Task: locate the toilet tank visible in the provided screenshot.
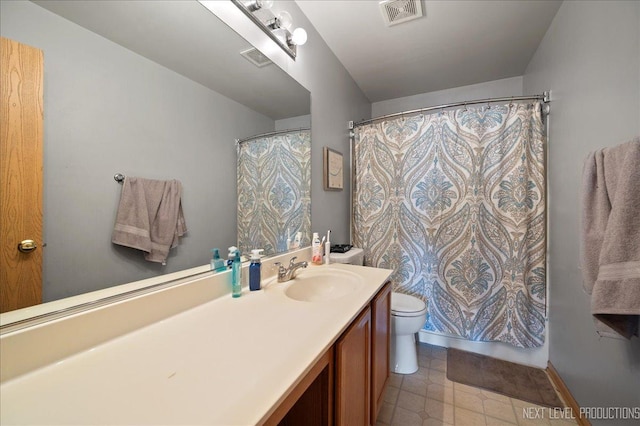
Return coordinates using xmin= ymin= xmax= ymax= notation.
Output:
xmin=329 ymin=248 xmax=364 ymax=266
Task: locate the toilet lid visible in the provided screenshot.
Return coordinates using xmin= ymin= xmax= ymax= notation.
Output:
xmin=391 ymin=292 xmax=426 ymax=314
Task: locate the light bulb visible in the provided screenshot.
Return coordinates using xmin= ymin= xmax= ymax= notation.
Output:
xmin=248 ymin=0 xmax=273 ymax=11
xmin=290 ymin=28 xmax=307 ymax=46
xmin=276 ymin=11 xmax=293 ymax=30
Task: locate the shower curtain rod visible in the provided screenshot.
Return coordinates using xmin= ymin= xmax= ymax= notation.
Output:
xmin=235 ymin=127 xmax=310 ymax=145
xmin=353 ymin=92 xmax=550 ymax=128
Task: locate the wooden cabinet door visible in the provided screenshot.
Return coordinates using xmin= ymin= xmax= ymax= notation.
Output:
xmin=371 ymin=282 xmax=391 ymax=422
xmin=335 ymin=306 xmax=371 ymax=426
xmin=1 ymin=37 xmax=44 ymax=313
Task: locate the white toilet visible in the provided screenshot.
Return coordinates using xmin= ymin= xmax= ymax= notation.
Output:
xmin=391 ymin=292 xmax=428 ymax=374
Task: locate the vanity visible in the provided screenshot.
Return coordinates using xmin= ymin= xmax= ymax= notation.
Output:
xmin=0 ymin=249 xmax=392 ymax=425
xmin=1 ymin=3 xmax=392 ymax=423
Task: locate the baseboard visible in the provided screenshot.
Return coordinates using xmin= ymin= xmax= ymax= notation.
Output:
xmin=546 ymin=361 xmax=591 ymax=426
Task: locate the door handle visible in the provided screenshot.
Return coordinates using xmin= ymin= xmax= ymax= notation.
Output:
xmin=18 ymin=239 xmax=37 ymax=253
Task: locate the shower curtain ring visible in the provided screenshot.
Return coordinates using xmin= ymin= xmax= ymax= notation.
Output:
xmin=486 ymin=101 xmax=491 ymax=110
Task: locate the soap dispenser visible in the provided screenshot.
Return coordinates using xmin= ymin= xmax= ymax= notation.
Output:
xmin=227 ymin=246 xmax=238 ymax=269
xmin=249 ymin=249 xmax=264 ymax=291
xmin=210 ymin=248 xmax=226 ymax=272
xmin=231 ymin=250 xmax=242 ymax=298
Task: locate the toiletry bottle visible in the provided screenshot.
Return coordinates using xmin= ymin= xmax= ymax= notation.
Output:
xmin=325 ymin=230 xmax=331 ymax=265
xmin=293 ymin=232 xmax=302 ymax=249
xmin=227 ymin=246 xmax=238 ymax=269
xmin=249 ymin=249 xmax=264 ymax=291
xmin=231 ymin=250 xmax=242 ymax=298
xmin=211 ymin=248 xmax=226 ymax=272
xmin=312 ymin=232 xmax=322 ymax=265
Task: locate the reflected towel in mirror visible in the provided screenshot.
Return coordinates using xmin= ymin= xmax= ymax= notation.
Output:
xmin=112 ymin=177 xmax=187 ymax=264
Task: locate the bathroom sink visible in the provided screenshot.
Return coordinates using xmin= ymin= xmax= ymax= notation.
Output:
xmin=284 ymin=267 xmax=364 ymax=302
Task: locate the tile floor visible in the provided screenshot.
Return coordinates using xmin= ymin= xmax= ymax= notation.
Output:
xmin=377 ymin=343 xmax=578 ymax=426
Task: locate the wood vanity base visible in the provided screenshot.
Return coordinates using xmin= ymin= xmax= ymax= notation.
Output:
xmin=266 ymin=281 xmax=391 ymax=426
xmin=267 ymin=347 xmax=334 ymax=426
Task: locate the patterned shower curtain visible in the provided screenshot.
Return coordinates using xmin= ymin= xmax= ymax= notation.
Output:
xmin=237 ymin=129 xmax=311 ymax=256
xmin=353 ymin=103 xmax=546 ymax=348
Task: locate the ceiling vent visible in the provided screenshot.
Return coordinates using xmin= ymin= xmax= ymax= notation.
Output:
xmin=240 ymin=47 xmax=272 ymax=68
xmin=379 ymin=0 xmax=423 ymax=26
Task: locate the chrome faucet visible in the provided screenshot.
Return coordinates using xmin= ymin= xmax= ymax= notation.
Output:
xmin=274 ymin=256 xmax=308 ymax=283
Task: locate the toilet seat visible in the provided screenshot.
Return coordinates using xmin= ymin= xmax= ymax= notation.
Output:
xmin=391 ymin=292 xmax=427 ymax=317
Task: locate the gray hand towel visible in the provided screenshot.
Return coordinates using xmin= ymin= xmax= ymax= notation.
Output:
xmin=112 ymin=177 xmax=187 ymax=264
xmin=581 ymin=137 xmax=640 ymax=339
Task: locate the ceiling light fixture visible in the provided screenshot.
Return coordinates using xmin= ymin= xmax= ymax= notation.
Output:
xmin=289 ymin=28 xmax=308 ymax=46
xmin=267 ymin=11 xmax=292 ymax=30
xmin=231 ymin=0 xmax=306 ymax=59
xmin=246 ymin=0 xmax=273 ymax=12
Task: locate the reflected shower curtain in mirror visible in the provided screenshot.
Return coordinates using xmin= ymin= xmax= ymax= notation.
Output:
xmin=237 ymin=130 xmax=311 ymax=256
xmin=353 ymin=103 xmax=546 ymax=348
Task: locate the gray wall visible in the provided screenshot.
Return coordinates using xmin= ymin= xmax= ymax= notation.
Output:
xmin=372 ymin=76 xmax=523 ymax=116
xmin=1 ymin=0 xmax=275 ymax=301
xmin=524 ymin=0 xmax=640 ymax=421
xmin=275 ymin=114 xmax=311 ymax=131
xmin=281 ymin=2 xmax=372 ymax=245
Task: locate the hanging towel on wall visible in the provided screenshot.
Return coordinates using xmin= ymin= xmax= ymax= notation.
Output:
xmin=112 ymin=177 xmax=187 ymax=264
xmin=581 ymin=137 xmax=640 ymax=339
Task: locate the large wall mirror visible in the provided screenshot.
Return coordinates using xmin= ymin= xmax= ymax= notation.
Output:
xmin=0 ymin=0 xmax=310 ymax=319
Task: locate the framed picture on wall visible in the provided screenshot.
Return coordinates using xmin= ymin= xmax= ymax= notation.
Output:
xmin=323 ymin=147 xmax=343 ymax=190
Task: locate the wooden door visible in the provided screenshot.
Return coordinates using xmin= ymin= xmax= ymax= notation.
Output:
xmin=371 ymin=282 xmax=391 ymax=423
xmin=335 ymin=306 xmax=371 ymax=426
xmin=1 ymin=37 xmax=44 ymax=313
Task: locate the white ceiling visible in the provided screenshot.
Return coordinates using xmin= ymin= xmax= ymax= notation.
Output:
xmin=295 ymin=0 xmax=562 ymax=102
xmin=32 ymin=0 xmax=561 ymax=111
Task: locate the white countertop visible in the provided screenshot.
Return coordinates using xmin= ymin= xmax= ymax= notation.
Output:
xmin=0 ymin=263 xmax=391 ymax=425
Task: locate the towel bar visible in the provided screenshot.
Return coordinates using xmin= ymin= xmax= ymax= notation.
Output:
xmin=114 ymin=173 xmax=125 ymax=183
